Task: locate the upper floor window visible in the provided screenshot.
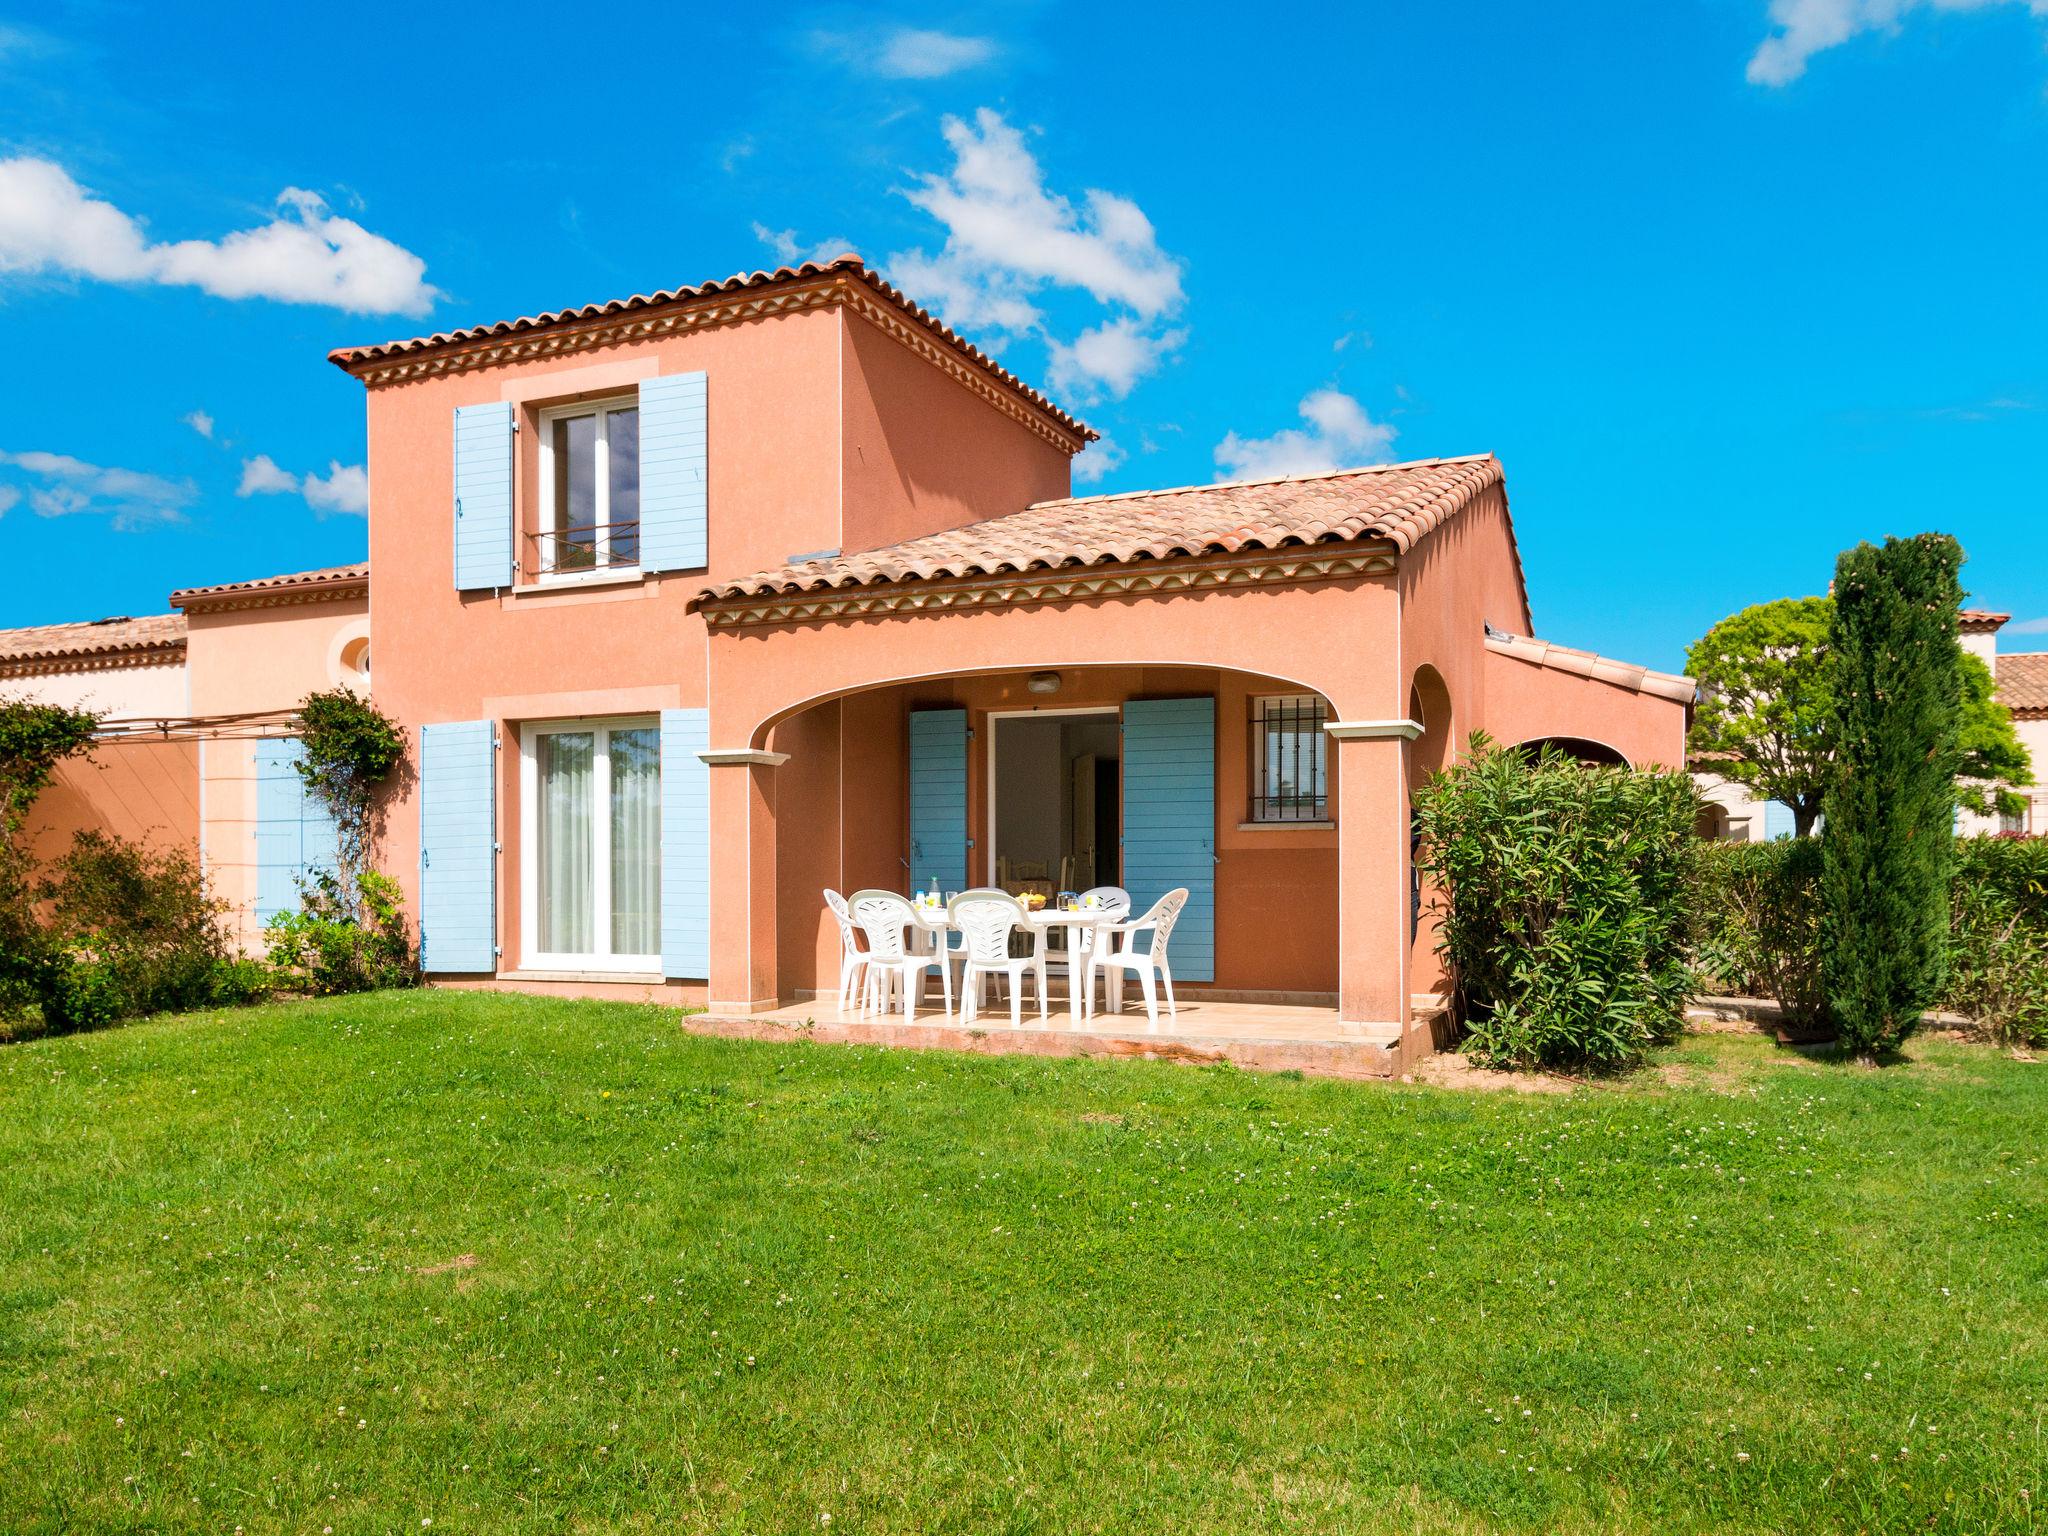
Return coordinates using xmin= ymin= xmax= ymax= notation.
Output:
xmin=1248 ymin=694 xmax=1330 ymax=823
xmin=535 ymin=398 xmax=639 ymax=578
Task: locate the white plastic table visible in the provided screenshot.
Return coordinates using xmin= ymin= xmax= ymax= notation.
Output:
xmin=909 ymin=905 xmax=1109 ymax=1024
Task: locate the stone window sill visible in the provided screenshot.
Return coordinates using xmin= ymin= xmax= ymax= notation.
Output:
xmin=497 ymin=968 xmax=666 ymax=985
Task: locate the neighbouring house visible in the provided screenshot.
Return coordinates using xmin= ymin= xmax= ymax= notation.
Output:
xmin=0 ymin=614 xmax=197 ymax=868
xmin=1957 ymin=610 xmax=2048 ymax=836
xmin=167 ymin=564 xmax=371 ymax=949
xmin=322 ymin=252 xmax=1691 ymax=1069
xmin=3 ymin=565 xmax=371 ymax=949
xmin=1692 ymin=608 xmax=2048 ymax=841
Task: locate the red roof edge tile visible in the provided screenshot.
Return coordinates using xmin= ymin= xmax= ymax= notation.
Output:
xmin=326 ymin=254 xmax=1094 ymax=447
xmin=1483 ymin=626 xmax=1697 ymax=707
xmin=0 ymin=612 xmax=188 ymax=674
xmin=170 ymin=563 xmax=369 ymax=611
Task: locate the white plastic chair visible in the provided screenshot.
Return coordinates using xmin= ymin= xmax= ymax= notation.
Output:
xmin=947 ymin=890 xmax=1048 ymax=1028
xmin=1040 ymin=886 xmax=1131 ymax=1005
xmin=848 ymin=889 xmax=954 ymax=1020
xmin=823 ymin=889 xmax=868 ymax=1010
xmin=1083 ymin=887 xmax=1189 ymax=1030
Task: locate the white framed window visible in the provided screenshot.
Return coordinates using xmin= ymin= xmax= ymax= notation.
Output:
xmin=534 ymin=397 xmax=640 ymax=579
xmin=520 ymin=718 xmax=661 ymax=972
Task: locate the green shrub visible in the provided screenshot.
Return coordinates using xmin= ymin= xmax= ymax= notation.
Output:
xmin=1944 ymin=837 xmax=2048 ymax=1047
xmin=1694 ymin=840 xmax=1830 ymax=1034
xmin=8 ymin=831 xmax=271 ymax=1037
xmin=264 ymin=870 xmax=419 ymax=996
xmin=1415 ymin=737 xmax=1702 ymax=1073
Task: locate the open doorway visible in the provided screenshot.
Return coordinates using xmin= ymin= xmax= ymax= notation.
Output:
xmin=989 ymin=709 xmax=1121 ymax=893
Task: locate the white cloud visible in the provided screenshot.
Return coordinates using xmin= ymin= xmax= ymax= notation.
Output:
xmin=749 ymin=221 xmax=853 ymax=269
xmin=892 ymin=110 xmax=1183 ymax=327
xmin=183 ymin=409 xmax=214 ymax=439
xmin=1071 ymin=434 xmax=1127 ymax=486
xmin=2009 ymin=615 xmax=2048 ymax=634
xmin=878 ymin=27 xmax=996 ymax=77
xmin=1213 ymin=389 xmax=1399 ymax=481
xmin=0 ymin=447 xmax=195 ymax=529
xmin=1748 ymin=0 xmax=2048 ymax=85
xmin=886 ymin=108 xmax=1187 ymax=418
xmin=238 ymin=453 xmax=368 ymax=515
xmin=1047 ymin=316 xmax=1186 ymax=402
xmin=0 ymin=158 xmax=440 ymax=315
xmin=301 ymin=461 xmax=368 ymax=515
xmin=813 ymin=26 xmax=996 ymax=78
xmin=237 ymin=454 xmax=299 ymax=497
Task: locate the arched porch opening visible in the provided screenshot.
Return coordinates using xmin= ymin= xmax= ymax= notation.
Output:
xmin=1406 ymin=664 xmax=1455 ymax=996
xmin=753 ymin=662 xmax=1345 ymax=1009
xmin=1511 ymin=735 xmax=1630 ymax=767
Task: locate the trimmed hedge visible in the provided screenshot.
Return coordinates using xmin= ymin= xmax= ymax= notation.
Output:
xmin=1697 ymin=835 xmax=2048 ymax=1047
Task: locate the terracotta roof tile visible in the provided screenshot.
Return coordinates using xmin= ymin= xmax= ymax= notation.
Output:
xmin=327 ymin=254 xmax=1093 ymax=445
xmin=1997 ymin=651 xmax=2048 ymax=714
xmin=1961 ymin=608 xmax=2011 ymax=633
xmin=1484 ymin=627 xmax=1697 ymax=706
xmin=697 ymin=455 xmax=1504 ymax=604
xmin=170 ymin=563 xmax=368 ymax=609
xmin=0 ymin=612 xmax=187 ymax=669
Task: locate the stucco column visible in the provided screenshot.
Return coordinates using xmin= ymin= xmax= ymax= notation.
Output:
xmin=701 ymin=749 xmax=787 ymax=1014
xmin=1328 ymin=720 xmax=1419 ymax=1033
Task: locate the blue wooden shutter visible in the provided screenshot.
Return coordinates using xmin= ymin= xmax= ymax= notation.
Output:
xmin=1122 ymin=698 xmax=1216 ymax=982
xmin=419 ymin=721 xmax=497 ymax=972
xmin=1764 ymin=800 xmax=1796 ymax=841
xmin=453 ymin=401 xmax=515 ymax=589
xmin=908 ymin=708 xmax=968 ymax=893
xmin=638 ymin=372 xmax=708 ymax=572
xmin=254 ymin=738 xmax=337 ymax=922
xmin=660 ymin=708 xmax=710 ymax=979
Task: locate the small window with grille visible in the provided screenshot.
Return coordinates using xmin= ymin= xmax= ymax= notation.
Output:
xmin=1249 ymin=695 xmax=1330 ymax=823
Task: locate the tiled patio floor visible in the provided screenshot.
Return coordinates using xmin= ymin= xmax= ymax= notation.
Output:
xmin=685 ymin=991 xmax=1404 ymax=1080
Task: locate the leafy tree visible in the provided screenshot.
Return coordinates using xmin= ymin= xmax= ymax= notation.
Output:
xmin=1957 ymin=651 xmax=2032 ymax=820
xmin=1687 ymin=595 xmax=2031 ymax=834
xmin=1822 ymin=533 xmax=1963 ymax=1059
xmin=1687 ymin=597 xmax=1834 ymax=836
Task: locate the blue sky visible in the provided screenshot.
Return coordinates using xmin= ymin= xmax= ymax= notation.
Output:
xmin=3 ymin=0 xmax=2046 ymax=670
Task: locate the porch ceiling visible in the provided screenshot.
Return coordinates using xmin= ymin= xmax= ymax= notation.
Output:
xmin=694 ymin=453 xmax=1503 ymax=607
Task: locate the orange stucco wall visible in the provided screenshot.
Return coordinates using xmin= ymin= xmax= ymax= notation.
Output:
xmin=6 ymin=657 xmax=198 ymax=875
xmin=354 ymin=299 xmax=1080 ymax=992
xmin=1478 ymin=649 xmax=1688 ymax=770
xmin=23 ymin=742 xmax=200 ymax=870
xmin=840 ymin=313 xmax=1074 ymax=550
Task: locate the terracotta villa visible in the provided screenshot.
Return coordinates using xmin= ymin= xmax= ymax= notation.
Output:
xmin=6 ymin=254 xmax=1698 ymax=1074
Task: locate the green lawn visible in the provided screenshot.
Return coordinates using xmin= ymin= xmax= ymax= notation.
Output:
xmin=2 ymin=994 xmax=2043 ymax=1534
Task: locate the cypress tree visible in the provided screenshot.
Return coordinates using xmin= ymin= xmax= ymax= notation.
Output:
xmin=1822 ymin=533 xmax=1963 ymax=1059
